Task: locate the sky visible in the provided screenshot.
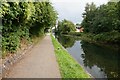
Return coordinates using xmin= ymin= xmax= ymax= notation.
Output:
xmin=51 ymin=0 xmax=109 ymax=24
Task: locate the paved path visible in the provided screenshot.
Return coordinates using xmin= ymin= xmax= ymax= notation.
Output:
xmin=6 ymin=35 xmax=61 ymax=78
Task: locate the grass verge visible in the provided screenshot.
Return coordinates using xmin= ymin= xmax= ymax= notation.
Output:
xmin=51 ymin=35 xmax=91 ymax=78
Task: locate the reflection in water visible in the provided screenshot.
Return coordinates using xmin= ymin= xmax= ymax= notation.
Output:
xmin=55 ymin=34 xmax=75 ymax=48
xmin=56 ymin=34 xmax=120 ymax=78
xmin=81 ymin=41 xmax=119 ymax=78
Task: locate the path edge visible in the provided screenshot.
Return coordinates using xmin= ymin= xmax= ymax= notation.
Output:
xmin=1 ymin=44 xmax=34 ymax=79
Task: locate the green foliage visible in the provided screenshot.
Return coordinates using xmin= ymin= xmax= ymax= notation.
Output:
xmin=81 ymin=2 xmax=96 ymax=33
xmin=78 ymin=31 xmax=120 ymax=44
xmin=81 ymin=2 xmax=120 ymax=44
xmin=81 ymin=2 xmax=120 ymax=34
xmin=51 ymin=35 xmax=90 ymax=78
xmin=56 ymin=19 xmax=76 ymax=34
xmin=2 ymin=33 xmax=20 ymax=53
xmin=93 ymin=31 xmax=120 ymax=43
xmin=1 ymin=1 xmax=57 ymax=56
xmin=29 ymin=2 xmax=57 ymax=36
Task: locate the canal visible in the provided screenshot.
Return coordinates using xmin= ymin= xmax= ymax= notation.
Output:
xmin=55 ymin=34 xmax=120 ymax=78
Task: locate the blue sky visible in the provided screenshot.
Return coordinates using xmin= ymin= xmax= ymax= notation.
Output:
xmin=51 ymin=0 xmax=108 ymax=24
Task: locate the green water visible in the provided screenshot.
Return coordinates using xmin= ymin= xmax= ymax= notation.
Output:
xmin=55 ymin=34 xmax=120 ymax=78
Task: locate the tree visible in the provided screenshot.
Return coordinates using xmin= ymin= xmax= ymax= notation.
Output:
xmin=56 ymin=19 xmax=76 ymax=34
xmin=81 ymin=2 xmax=120 ymax=34
xmin=1 ymin=1 xmax=58 ymax=55
xmin=81 ymin=2 xmax=96 ymax=33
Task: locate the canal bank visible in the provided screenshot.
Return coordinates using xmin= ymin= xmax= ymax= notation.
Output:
xmin=65 ymin=32 xmax=120 ymax=51
xmin=51 ymin=35 xmax=91 ymax=78
xmin=55 ymin=34 xmax=119 ymax=78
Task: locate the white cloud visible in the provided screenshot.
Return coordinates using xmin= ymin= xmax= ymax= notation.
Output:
xmin=51 ymin=0 xmax=108 ymax=23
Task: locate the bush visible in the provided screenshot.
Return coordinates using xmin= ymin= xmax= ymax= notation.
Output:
xmin=2 ymin=32 xmax=20 ymax=53
xmin=1 ymin=2 xmax=57 ymax=57
xmin=93 ymin=31 xmax=120 ymax=43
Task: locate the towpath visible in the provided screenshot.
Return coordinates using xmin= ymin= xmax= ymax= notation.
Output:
xmin=5 ymin=34 xmax=61 ymax=78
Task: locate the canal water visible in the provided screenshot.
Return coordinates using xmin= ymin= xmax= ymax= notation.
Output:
xmin=55 ymin=34 xmax=120 ymax=78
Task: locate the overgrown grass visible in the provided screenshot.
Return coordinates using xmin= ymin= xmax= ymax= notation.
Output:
xmin=51 ymin=35 xmax=91 ymax=78
xmin=67 ymin=31 xmax=120 ymax=44
xmin=66 ymin=31 xmax=120 ymax=50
